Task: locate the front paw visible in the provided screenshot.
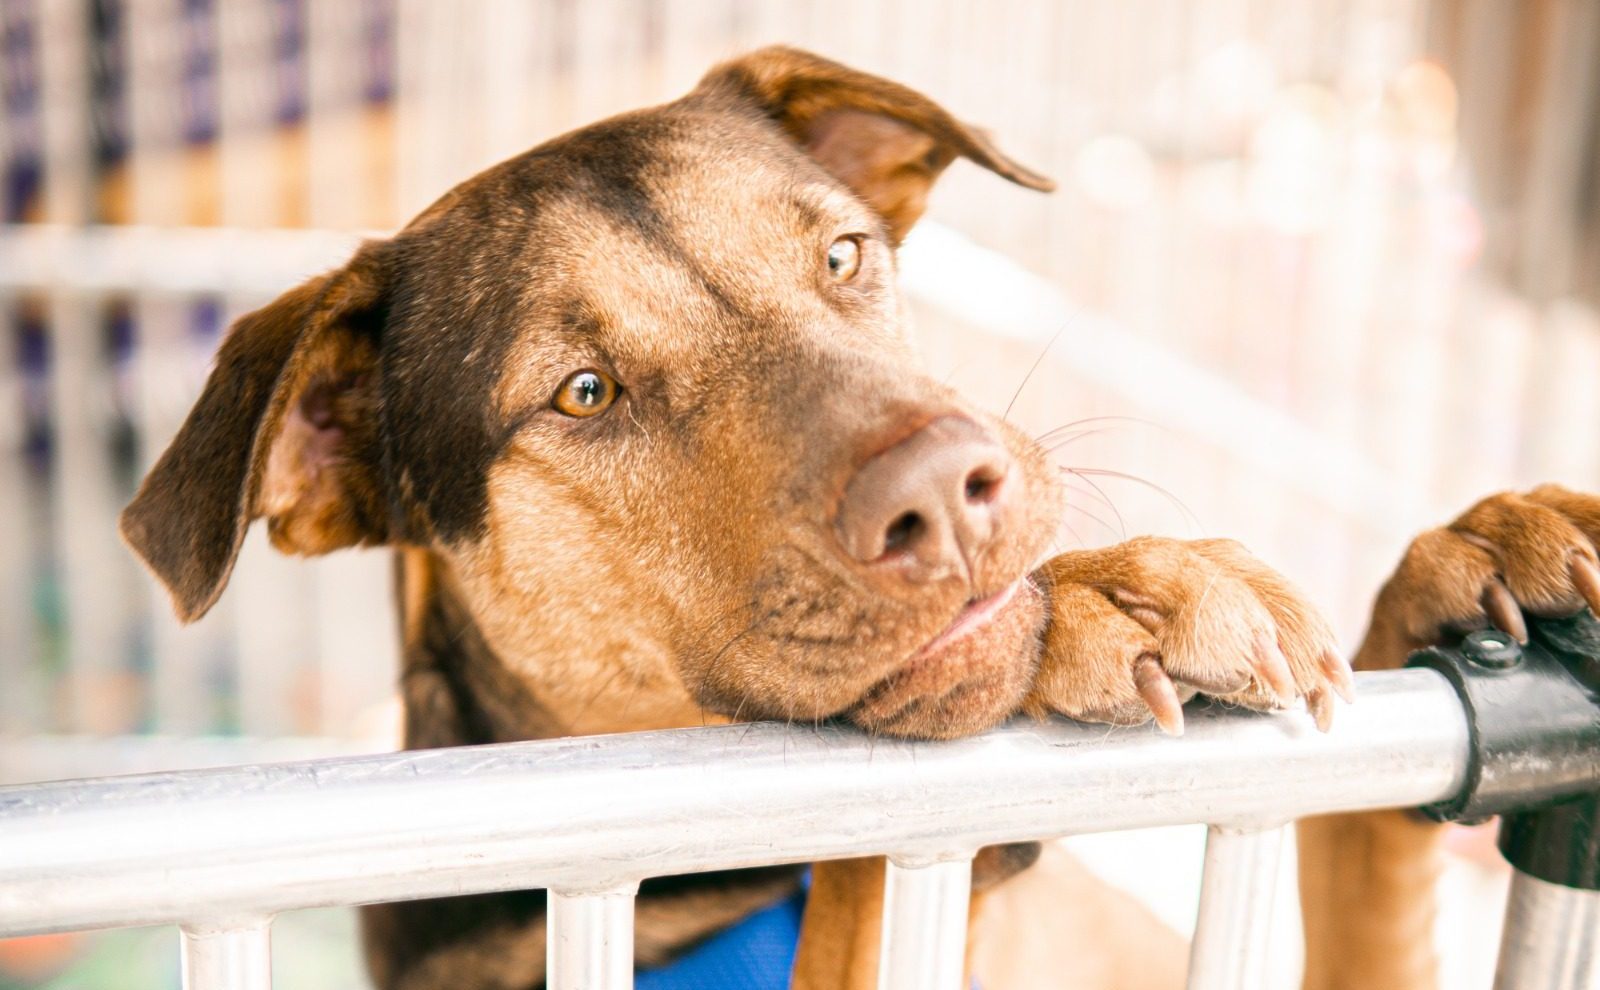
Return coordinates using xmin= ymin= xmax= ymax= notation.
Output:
xmin=1023 ymin=537 xmax=1351 ymax=734
xmin=1370 ymin=484 xmax=1600 ymax=662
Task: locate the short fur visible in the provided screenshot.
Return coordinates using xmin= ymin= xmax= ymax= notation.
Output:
xmin=119 ymin=47 xmax=1600 ymax=989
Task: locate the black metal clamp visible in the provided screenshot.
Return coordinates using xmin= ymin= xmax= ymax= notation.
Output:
xmin=1406 ymin=610 xmax=1600 ymax=891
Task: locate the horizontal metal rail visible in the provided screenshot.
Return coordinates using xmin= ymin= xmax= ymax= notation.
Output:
xmin=0 ymin=223 xmax=364 ymax=297
xmin=0 ymin=669 xmax=1466 ymax=939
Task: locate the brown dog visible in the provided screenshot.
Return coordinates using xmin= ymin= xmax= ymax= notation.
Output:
xmin=118 ymin=47 xmax=1600 ymax=989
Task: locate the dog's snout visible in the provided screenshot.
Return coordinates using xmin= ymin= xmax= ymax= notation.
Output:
xmin=835 ymin=417 xmax=1013 ymax=583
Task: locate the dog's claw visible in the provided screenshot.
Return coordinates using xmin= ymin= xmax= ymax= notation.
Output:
xmin=1482 ymin=580 xmax=1528 ymax=643
xmin=1571 ymin=554 xmax=1600 ymax=618
xmin=1251 ymin=632 xmax=1297 ymax=706
xmin=1320 ymin=648 xmax=1356 ymax=704
xmin=1307 ymin=688 xmax=1335 ymax=733
xmin=1134 ymin=654 xmax=1184 ymax=737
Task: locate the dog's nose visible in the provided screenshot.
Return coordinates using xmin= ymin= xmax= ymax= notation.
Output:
xmin=835 ymin=416 xmax=1013 ymax=583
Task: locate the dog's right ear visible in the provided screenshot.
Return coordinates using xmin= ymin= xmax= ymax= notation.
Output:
xmin=121 ymin=243 xmax=391 ymax=623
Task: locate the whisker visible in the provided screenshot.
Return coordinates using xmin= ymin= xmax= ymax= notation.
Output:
xmin=1033 ymin=414 xmax=1166 ymax=446
xmin=1056 ymin=517 xmax=1090 ymax=550
xmin=1040 ymin=427 xmax=1119 ymax=456
xmin=1059 ymin=466 xmax=1202 ymax=532
xmin=569 ymin=664 xmax=627 ymax=731
xmin=1062 ymin=471 xmax=1127 ymax=539
xmin=1059 ymin=478 xmax=1120 ymax=517
xmin=1004 ymin=327 xmax=1066 ymax=422
xmin=1060 ymin=496 xmax=1123 ymax=540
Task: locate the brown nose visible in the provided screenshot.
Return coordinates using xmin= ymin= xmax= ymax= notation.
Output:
xmin=835 ymin=417 xmax=1013 ymax=583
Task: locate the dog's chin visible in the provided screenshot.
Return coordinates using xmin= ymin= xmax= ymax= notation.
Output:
xmin=845 ymin=579 xmax=1046 ymax=740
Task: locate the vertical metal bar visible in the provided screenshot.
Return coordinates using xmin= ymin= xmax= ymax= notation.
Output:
xmin=480 ymin=0 xmax=537 ymax=164
xmin=1185 ymin=824 xmax=1287 ymax=990
xmin=216 ymin=0 xmax=281 ymax=228
xmin=305 ymin=0 xmax=367 ymax=229
xmin=180 ymin=918 xmax=273 ymax=990
xmin=126 ymin=0 xmax=219 ymax=735
xmin=547 ymin=887 xmax=637 ymax=990
xmin=877 ymin=856 xmax=973 ymax=990
xmin=0 ymin=0 xmax=18 ymax=728
xmin=0 ymin=292 xmax=34 ymax=732
xmin=1493 ymin=870 xmax=1600 ymax=990
xmin=37 ymin=0 xmax=134 ymax=733
xmin=36 ymin=0 xmax=94 ymax=224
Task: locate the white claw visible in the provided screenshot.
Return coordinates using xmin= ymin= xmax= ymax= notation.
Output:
xmin=1307 ymin=689 xmax=1335 ymax=733
xmin=1320 ymin=648 xmax=1356 ymax=704
xmin=1134 ymin=654 xmax=1184 ymax=737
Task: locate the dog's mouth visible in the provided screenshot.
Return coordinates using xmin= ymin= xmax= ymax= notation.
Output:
xmin=846 ymin=576 xmax=1044 ymax=738
xmin=908 ymin=580 xmax=1024 ymax=665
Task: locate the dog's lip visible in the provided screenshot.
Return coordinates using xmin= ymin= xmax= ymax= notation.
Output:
xmin=906 ymin=579 xmax=1024 ymax=666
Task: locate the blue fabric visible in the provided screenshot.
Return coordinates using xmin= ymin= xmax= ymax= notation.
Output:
xmin=631 ymin=876 xmax=981 ymax=990
xmin=634 ymin=889 xmax=806 ymax=990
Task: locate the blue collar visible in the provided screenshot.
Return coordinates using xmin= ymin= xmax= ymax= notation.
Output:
xmin=632 ymin=881 xmax=980 ymax=990
xmin=634 ymin=887 xmax=805 ymax=990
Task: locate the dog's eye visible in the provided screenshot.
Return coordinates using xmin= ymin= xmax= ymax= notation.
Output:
xmin=552 ymin=369 xmax=619 ymax=417
xmin=826 ymin=236 xmax=863 ymax=281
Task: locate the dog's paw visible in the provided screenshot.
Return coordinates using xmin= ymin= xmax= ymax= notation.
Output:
xmin=1371 ymin=485 xmax=1600 ymax=660
xmin=1023 ymin=537 xmax=1350 ymax=734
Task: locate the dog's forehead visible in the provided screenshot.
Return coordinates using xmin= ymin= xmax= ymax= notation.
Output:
xmin=484 ymin=109 xmax=881 ymax=400
xmin=531 ymin=106 xmax=874 ymax=297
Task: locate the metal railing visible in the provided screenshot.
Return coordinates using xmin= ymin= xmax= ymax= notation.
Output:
xmin=0 ymin=668 xmax=1526 ymax=989
xmin=5 ymin=646 xmax=1600 ymax=989
xmin=0 ymin=670 xmax=1469 ymax=937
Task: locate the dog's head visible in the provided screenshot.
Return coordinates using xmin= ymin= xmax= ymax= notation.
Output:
xmin=122 ymin=47 xmax=1064 ymax=740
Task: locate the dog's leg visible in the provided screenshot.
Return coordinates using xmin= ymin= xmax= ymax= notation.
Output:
xmin=1298 ymin=485 xmax=1600 ymax=990
xmin=793 ymin=858 xmax=887 ymax=990
xmin=1295 ymin=622 xmax=1443 ymax=990
xmin=793 ymin=844 xmax=1042 ymax=990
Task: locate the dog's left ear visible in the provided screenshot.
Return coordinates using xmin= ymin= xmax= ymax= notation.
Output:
xmin=700 ymin=46 xmax=1054 ymax=241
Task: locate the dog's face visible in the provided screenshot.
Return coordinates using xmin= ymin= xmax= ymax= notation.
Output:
xmin=122 ymin=48 xmax=1063 ymax=740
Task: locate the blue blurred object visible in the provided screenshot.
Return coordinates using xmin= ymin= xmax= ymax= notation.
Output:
xmin=635 ymin=889 xmax=804 ymax=990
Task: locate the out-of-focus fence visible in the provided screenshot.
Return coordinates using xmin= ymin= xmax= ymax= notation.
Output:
xmin=2 ymin=0 xmax=1598 ymax=762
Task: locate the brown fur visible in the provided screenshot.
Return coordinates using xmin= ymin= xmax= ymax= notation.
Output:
xmin=116 ymin=45 xmax=1599 ymax=989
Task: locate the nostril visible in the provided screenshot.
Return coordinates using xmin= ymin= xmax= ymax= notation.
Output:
xmin=964 ymin=467 xmax=1003 ymax=505
xmin=883 ymin=511 xmax=925 ymax=555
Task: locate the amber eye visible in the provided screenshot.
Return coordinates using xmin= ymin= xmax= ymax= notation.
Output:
xmin=552 ymin=369 xmax=619 ymax=417
xmin=826 ymin=236 xmax=863 ymax=281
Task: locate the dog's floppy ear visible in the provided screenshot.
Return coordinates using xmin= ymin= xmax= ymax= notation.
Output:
xmin=701 ymin=46 xmax=1054 ymax=241
xmin=121 ymin=243 xmax=391 ymax=622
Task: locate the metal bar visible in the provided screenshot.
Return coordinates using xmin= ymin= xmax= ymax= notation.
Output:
xmin=0 ymin=225 xmax=365 ymax=297
xmin=877 ymin=857 xmax=973 ymax=990
xmin=37 ymin=0 xmax=132 ymax=735
xmin=0 ymin=669 xmax=1466 ymax=938
xmin=546 ymin=888 xmax=636 ymax=990
xmin=1493 ymin=870 xmax=1600 ymax=990
xmin=1185 ymin=824 xmax=1287 ymax=990
xmin=36 ymin=0 xmax=95 ymax=224
xmin=125 ymin=0 xmax=219 ymax=737
xmin=179 ymin=918 xmax=273 ymax=990
xmin=0 ymin=734 xmax=385 ymax=786
xmin=0 ymin=295 xmax=35 ymax=734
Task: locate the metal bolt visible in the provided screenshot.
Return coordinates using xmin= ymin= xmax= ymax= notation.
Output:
xmin=1463 ymin=630 xmax=1523 ymax=670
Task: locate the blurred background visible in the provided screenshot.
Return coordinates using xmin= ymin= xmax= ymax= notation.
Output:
xmin=1 ymin=0 xmax=1597 ymax=986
